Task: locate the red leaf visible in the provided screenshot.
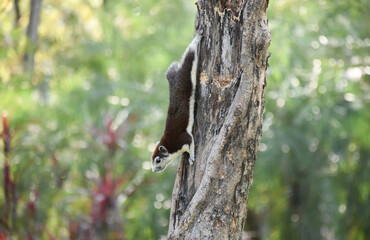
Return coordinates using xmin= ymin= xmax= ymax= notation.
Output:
xmin=91 ymin=169 xmax=125 ymax=222
xmin=1 ymin=113 xmax=11 ymax=155
xmin=0 ymin=232 xmax=9 ymax=240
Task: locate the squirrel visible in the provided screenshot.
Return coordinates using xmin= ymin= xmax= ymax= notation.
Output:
xmin=152 ymin=32 xmax=202 ymax=173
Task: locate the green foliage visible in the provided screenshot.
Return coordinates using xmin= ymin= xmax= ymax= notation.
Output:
xmin=1 ymin=0 xmax=195 ymax=239
xmin=248 ymin=0 xmax=370 ymax=239
xmin=0 ymin=0 xmax=369 ymax=239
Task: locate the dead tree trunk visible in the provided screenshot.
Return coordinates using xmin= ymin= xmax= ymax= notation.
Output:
xmin=24 ymin=0 xmax=42 ymax=72
xmin=168 ymin=0 xmax=270 ymax=239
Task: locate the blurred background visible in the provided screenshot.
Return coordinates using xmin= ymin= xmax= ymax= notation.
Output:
xmin=0 ymin=0 xmax=369 ymax=239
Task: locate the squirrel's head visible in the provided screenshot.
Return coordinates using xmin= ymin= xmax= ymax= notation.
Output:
xmin=151 ymin=143 xmax=172 ymax=172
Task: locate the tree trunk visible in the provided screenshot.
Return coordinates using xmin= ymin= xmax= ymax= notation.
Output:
xmin=24 ymin=0 xmax=42 ymax=72
xmin=168 ymin=0 xmax=270 ymax=239
xmin=13 ymin=0 xmax=21 ymax=27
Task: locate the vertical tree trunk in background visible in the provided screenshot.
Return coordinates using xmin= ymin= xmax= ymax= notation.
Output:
xmin=168 ymin=0 xmax=270 ymax=239
xmin=13 ymin=0 xmax=21 ymax=27
xmin=24 ymin=0 xmax=42 ymax=72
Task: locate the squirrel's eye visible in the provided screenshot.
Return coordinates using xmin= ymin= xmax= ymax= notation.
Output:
xmin=155 ymin=157 xmax=161 ymax=164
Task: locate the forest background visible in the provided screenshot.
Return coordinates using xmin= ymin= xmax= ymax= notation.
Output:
xmin=0 ymin=0 xmax=369 ymax=239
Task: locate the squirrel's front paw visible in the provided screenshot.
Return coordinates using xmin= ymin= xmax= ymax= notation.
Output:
xmin=188 ymin=156 xmax=195 ymax=165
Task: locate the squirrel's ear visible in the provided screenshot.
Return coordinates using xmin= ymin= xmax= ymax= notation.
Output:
xmin=159 ymin=146 xmax=168 ymax=156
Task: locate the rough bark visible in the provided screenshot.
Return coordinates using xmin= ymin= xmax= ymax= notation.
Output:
xmin=24 ymin=0 xmax=42 ymax=72
xmin=168 ymin=0 xmax=270 ymax=239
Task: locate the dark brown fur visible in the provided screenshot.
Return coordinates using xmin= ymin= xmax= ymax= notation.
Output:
xmin=152 ymin=50 xmax=195 ymax=160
